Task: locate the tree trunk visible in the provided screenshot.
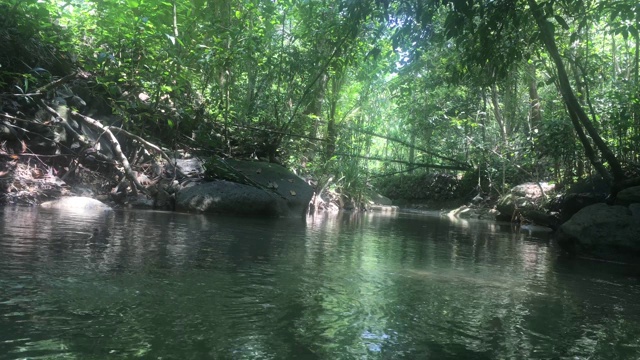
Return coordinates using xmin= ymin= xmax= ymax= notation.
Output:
xmin=528 ymin=0 xmax=625 ymax=184
xmin=527 ymin=63 xmax=542 ymax=132
xmin=490 ymin=83 xmax=509 ymax=148
xmin=408 ymin=131 xmax=416 ymax=174
xmin=634 ymin=5 xmax=640 ymax=160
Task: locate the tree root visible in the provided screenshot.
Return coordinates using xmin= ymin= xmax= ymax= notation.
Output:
xmin=35 ymin=101 xmax=145 ymax=194
xmin=69 ymin=112 xmax=147 ymax=194
xmin=105 ymin=125 xmax=186 ymax=178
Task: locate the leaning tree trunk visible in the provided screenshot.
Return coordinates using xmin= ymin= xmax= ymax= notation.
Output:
xmin=528 ymin=0 xmax=625 ymax=185
xmin=527 ymin=63 xmax=542 ymax=133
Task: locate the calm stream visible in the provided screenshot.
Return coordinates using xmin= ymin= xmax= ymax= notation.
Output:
xmin=1 ymin=206 xmax=640 ymax=359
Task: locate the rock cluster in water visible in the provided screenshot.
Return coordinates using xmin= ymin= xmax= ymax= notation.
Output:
xmin=556 ymin=186 xmax=640 ymax=259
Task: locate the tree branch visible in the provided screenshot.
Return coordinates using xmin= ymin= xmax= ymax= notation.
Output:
xmin=353 ymin=128 xmax=471 ymax=169
xmin=106 ymin=125 xmax=186 ymax=178
xmin=69 ymin=112 xmax=146 ymax=194
xmin=35 ymin=71 xmax=78 ymax=94
xmin=334 ymin=153 xmax=469 ymax=171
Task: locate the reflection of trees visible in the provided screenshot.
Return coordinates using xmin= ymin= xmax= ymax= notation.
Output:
xmin=295 ymin=212 xmax=639 ymax=359
xmin=2 ymin=209 xmax=639 ymax=358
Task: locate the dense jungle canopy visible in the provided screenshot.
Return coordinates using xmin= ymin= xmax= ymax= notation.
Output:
xmin=1 ymin=0 xmax=640 ymax=200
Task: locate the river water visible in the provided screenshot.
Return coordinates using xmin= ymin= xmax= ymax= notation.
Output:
xmin=1 ymin=206 xmax=639 ymax=359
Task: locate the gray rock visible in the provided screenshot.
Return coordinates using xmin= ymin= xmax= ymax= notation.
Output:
xmin=367 ymin=191 xmax=393 ymax=206
xmin=616 ymin=186 xmax=640 ymax=206
xmin=496 ymin=182 xmax=555 ymax=223
xmin=223 ymin=159 xmax=314 ymax=216
xmin=175 ymin=158 xmax=204 ymax=177
xmin=175 ymin=159 xmax=314 ymax=217
xmin=446 ymin=205 xmax=498 ymax=220
xmin=153 ymin=189 xmax=174 ymax=210
xmin=40 ymin=196 xmax=111 ymax=211
xmin=511 ymin=182 xmax=555 ymax=198
xmin=557 ymin=203 xmax=640 ymax=258
xmin=630 ymin=203 xmax=640 ymax=219
xmin=175 ymin=180 xmax=289 ymax=216
xmin=126 ymin=194 xmax=154 ymax=209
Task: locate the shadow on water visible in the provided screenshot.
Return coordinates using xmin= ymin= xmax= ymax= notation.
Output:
xmin=1 ymin=207 xmax=639 ymax=359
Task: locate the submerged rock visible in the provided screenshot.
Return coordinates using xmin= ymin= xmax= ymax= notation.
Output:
xmin=446 ymin=205 xmax=498 ymax=220
xmin=40 ymin=196 xmax=112 ymax=211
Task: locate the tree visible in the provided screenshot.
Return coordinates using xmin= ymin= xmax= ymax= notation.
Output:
xmin=389 ymin=0 xmax=638 ymax=192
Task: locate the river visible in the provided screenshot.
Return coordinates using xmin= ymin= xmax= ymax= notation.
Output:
xmin=1 ymin=206 xmax=639 ymax=359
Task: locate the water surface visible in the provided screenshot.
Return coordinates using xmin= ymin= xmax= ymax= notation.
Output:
xmin=1 ymin=206 xmax=639 ymax=359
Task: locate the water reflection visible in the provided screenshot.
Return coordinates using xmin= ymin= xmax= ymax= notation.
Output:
xmin=0 ymin=207 xmax=639 ymax=359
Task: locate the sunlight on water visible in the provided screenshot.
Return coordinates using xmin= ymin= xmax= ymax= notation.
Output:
xmin=1 ymin=206 xmax=640 ymax=359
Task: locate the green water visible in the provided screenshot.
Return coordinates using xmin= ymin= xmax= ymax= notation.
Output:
xmin=0 ymin=206 xmax=639 ymax=359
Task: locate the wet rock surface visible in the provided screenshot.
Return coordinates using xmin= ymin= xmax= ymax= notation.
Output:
xmin=556 ymin=203 xmax=640 ymax=259
xmin=616 ymin=186 xmax=640 ymax=206
xmin=495 ymin=182 xmax=556 ymax=222
xmin=40 ymin=196 xmax=111 ymax=211
xmin=176 ymin=180 xmax=289 ymax=216
xmin=175 ymin=159 xmax=313 ymax=217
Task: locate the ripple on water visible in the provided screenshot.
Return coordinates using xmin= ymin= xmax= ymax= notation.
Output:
xmin=1 ymin=208 xmax=640 ymax=359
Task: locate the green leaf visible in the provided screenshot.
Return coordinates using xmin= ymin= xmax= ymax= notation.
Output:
xmin=553 ymin=15 xmax=569 ymax=30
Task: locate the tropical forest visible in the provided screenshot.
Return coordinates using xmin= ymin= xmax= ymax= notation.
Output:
xmin=1 ymin=0 xmax=640 ymax=244
xmin=2 ymin=0 xmax=640 ymax=359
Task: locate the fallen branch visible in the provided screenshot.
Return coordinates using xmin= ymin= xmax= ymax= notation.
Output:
xmin=107 ymin=126 xmax=186 ymax=178
xmin=70 ymin=111 xmax=146 ymax=194
xmin=353 ymin=128 xmax=472 ymax=169
xmin=1 ymin=111 xmax=51 ymax=126
xmin=36 ymin=99 xmax=113 ymax=164
xmin=35 ymin=71 xmax=78 ymax=94
xmin=334 ymin=153 xmax=470 ymax=171
xmin=369 ymin=167 xmax=420 ymax=178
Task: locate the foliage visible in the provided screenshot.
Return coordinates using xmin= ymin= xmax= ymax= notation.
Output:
xmin=374 ymin=172 xmax=464 ymax=202
xmin=1 ymin=0 xmax=639 ymax=202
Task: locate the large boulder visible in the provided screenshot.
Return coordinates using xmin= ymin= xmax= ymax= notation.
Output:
xmin=175 ymin=160 xmax=313 ymax=217
xmin=556 ymin=203 xmax=640 ymax=258
xmin=40 ymin=196 xmax=112 ymax=211
xmin=552 ymin=175 xmax=609 ymax=222
xmin=367 ymin=191 xmax=393 ymax=206
xmin=616 ymin=186 xmax=640 ymax=206
xmin=556 ymin=192 xmax=606 ymax=222
xmin=224 ymin=159 xmax=314 ymax=215
xmin=496 ymin=182 xmax=555 ymax=222
xmin=175 ymin=180 xmax=289 ymax=216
